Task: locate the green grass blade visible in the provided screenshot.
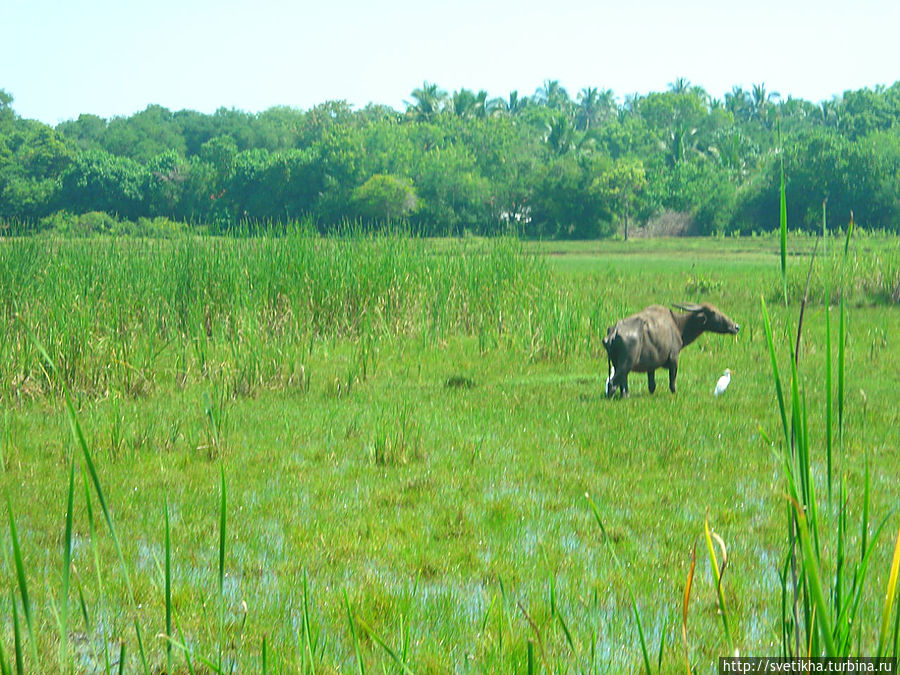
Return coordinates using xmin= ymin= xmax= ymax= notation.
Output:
xmin=7 ymin=498 xmax=38 ymax=669
xmin=103 ymin=630 xmax=111 ymax=675
xmin=343 ymin=589 xmax=366 ymax=675
xmin=116 ymin=641 xmax=126 ymax=675
xmin=261 ymin=634 xmax=268 ymax=675
xmin=836 ymin=511 xmax=893 ymax=652
xmin=172 ymin=626 xmax=197 ymax=675
xmin=779 ymin=551 xmax=790 ymax=657
xmin=76 ymin=578 xmax=90 ymax=633
xmin=0 ymin=623 xmax=10 ymax=675
xmin=657 ymin=620 xmax=666 ymax=674
xmin=556 ymin=605 xmax=576 ymax=655
xmin=219 ymin=467 xmax=226 ymax=594
xmin=60 ymin=457 xmax=75 ymax=671
xmin=682 ymin=541 xmax=697 ymax=674
xmin=704 ymin=516 xmax=733 ymax=651
xmin=165 ymin=496 xmax=173 ymax=675
xmin=134 ymin=620 xmax=150 ymax=675
xmin=761 ymin=297 xmax=789 ymax=447
xmin=218 ymin=465 xmax=227 ymax=672
xmin=791 ymin=499 xmax=837 ymax=656
xmin=11 ymin=592 xmax=23 ymax=675
xmin=587 ymin=494 xmax=653 ymax=675
xmin=843 ymin=212 xmax=854 ymax=258
xmin=838 ymin=298 xmax=846 ymax=451
xmin=838 ymin=216 xmax=853 ymax=451
xmin=21 ymin=318 xmax=135 ymax=601
xmin=834 ymin=480 xmax=846 ymax=639
xmin=356 ymin=617 xmax=415 ymax=675
xmin=301 ymin=570 xmax=316 ymax=675
xmin=862 ymin=455 xmax=871 ymax=566
xmin=80 ymin=462 xmax=107 ymax=613
xmin=196 ymin=650 xmax=225 ymax=673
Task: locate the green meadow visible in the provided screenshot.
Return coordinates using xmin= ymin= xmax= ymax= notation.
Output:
xmin=0 ymin=230 xmax=898 ymax=673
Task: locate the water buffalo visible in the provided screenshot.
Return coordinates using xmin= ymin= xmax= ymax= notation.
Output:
xmin=602 ymin=303 xmax=739 ymax=397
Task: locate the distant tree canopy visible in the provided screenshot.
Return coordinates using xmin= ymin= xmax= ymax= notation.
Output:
xmin=2 ymin=79 xmax=900 ymax=236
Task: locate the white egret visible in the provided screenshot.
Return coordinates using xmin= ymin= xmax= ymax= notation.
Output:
xmin=605 ymin=364 xmax=616 ymax=396
xmin=714 ymin=369 xmax=733 ymax=397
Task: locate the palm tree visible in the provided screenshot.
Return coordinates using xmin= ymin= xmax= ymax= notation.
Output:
xmin=668 ymin=125 xmax=699 ymax=166
xmin=669 ymin=77 xmax=691 ymax=94
xmin=750 ymin=83 xmax=780 ymax=123
xmin=819 ymin=98 xmax=843 ymax=128
xmin=451 ymin=88 xmax=488 ymax=118
xmin=406 ymin=81 xmax=447 ymax=120
xmin=473 ymin=90 xmax=488 ymax=118
xmin=576 ymin=87 xmax=600 ymax=130
xmin=545 ymin=114 xmax=574 ymax=155
xmin=711 ymin=127 xmax=756 ymax=176
xmin=508 ymin=90 xmax=529 ymax=115
xmin=535 ymin=79 xmax=571 ymax=111
xmin=488 ymin=90 xmax=529 ymax=117
xmin=576 ymin=87 xmax=616 ymax=130
xmin=622 ymin=92 xmax=642 ymax=117
xmin=725 ymin=86 xmax=751 ymax=122
xmin=600 ymin=88 xmax=617 ymax=112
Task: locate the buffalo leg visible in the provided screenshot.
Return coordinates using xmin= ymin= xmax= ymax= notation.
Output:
xmin=609 ymin=372 xmax=628 ymax=398
xmin=610 ymin=370 xmax=629 ymax=398
xmin=648 ymin=371 xmax=657 ymax=394
xmin=668 ymin=361 xmax=678 ymax=393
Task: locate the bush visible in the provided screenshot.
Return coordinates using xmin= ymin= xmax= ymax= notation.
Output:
xmin=351 ymin=174 xmax=419 ymax=223
xmin=38 ymin=211 xmax=192 ymax=237
xmin=130 ymin=216 xmax=192 ymax=237
xmin=41 ymin=210 xmax=119 ymax=236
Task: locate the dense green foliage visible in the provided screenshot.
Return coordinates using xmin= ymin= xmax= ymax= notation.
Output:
xmin=2 ymin=80 xmax=900 ymax=235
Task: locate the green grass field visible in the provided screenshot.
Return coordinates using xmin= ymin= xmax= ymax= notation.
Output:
xmin=0 ymin=231 xmax=898 ymax=673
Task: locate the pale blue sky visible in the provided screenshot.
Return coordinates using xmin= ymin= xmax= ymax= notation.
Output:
xmin=2 ymin=0 xmax=898 ymax=125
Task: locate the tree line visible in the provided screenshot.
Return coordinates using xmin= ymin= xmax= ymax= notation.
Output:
xmin=1 ymin=79 xmax=899 ymax=236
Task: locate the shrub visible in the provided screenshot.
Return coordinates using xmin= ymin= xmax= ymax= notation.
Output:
xmin=351 ymin=174 xmax=419 ymax=223
xmin=41 ymin=210 xmax=119 ymax=235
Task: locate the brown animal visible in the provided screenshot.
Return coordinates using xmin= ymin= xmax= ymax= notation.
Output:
xmin=602 ymin=303 xmax=740 ymax=397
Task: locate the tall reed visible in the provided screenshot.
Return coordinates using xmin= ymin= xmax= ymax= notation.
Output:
xmin=759 ymin=181 xmax=899 ymax=657
xmin=2 ymin=230 xmax=554 ymax=402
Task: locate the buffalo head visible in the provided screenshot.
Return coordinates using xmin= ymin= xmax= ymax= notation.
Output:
xmin=673 ymin=302 xmax=740 ymax=335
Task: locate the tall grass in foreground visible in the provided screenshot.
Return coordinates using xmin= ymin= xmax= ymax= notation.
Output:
xmin=761 ymin=203 xmax=900 ymax=658
xmin=589 ymin=191 xmax=900 ymax=667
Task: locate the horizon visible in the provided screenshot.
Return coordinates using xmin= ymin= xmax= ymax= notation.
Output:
xmin=5 ymin=77 xmax=900 ymax=127
xmin=3 ymin=0 xmax=899 ymax=126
